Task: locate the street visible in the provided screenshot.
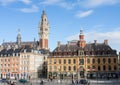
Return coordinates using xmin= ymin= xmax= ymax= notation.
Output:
xmin=1 ymin=79 xmax=120 ymax=85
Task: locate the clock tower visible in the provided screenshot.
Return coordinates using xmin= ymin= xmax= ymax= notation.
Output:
xmin=38 ymin=10 xmax=49 ymax=49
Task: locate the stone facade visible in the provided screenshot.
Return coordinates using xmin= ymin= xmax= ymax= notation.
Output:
xmin=47 ymin=30 xmax=119 ymax=79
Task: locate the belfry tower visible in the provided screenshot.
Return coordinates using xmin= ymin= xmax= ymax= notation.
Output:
xmin=38 ymin=10 xmax=49 ymax=50
xmin=78 ymin=29 xmax=86 ymax=48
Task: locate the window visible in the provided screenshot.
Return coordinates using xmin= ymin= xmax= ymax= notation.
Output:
xmin=108 ymin=58 xmax=111 ymax=64
xmin=79 ymin=59 xmax=84 ymax=65
xmin=92 ymin=59 xmax=95 ymax=64
xmin=108 ymin=65 xmax=111 ymax=71
xmin=68 ymin=59 xmax=71 ymax=64
xmin=114 ymin=65 xmax=117 ymax=70
xmin=103 ymin=58 xmax=106 ymax=64
xmin=98 ymin=66 xmax=101 ymax=71
xmin=64 ymin=59 xmax=66 ymax=64
xmin=59 ymin=59 xmax=61 ymax=64
xmin=92 ymin=66 xmax=96 ymax=69
xmin=54 ymin=59 xmax=56 ymax=64
xmin=87 ymin=59 xmax=90 ymax=64
xmin=114 ymin=58 xmax=116 ymax=63
xmin=98 ymin=58 xmax=100 ymax=64
xmin=64 ymin=66 xmax=66 ymax=71
xmin=87 ymin=65 xmax=90 ymax=69
xmin=68 ymin=66 xmax=71 ymax=71
xmin=73 ymin=66 xmax=76 ymax=71
xmin=49 ymin=59 xmax=52 ymax=64
xmin=73 ymin=59 xmax=76 ymax=64
xmin=103 ymin=65 xmax=106 ymax=70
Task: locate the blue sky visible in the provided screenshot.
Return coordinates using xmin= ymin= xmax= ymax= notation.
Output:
xmin=0 ymin=0 xmax=120 ymax=52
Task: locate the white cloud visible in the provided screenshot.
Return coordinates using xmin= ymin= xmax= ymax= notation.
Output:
xmin=81 ymin=0 xmax=120 ymax=8
xmin=20 ymin=5 xmax=39 ymax=13
xmin=0 ymin=0 xmax=16 ymax=5
xmin=66 ymin=28 xmax=120 ymax=51
xmin=0 ymin=0 xmax=31 ymax=5
xmin=75 ymin=10 xmax=93 ymax=18
xmin=20 ymin=0 xmax=31 ymax=4
xmin=40 ymin=0 xmax=76 ymax=10
xmin=41 ymin=0 xmax=61 ymax=5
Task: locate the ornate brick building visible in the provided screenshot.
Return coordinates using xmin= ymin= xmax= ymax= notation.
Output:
xmin=47 ymin=30 xmax=118 ymax=79
xmin=0 ymin=10 xmax=49 ymax=79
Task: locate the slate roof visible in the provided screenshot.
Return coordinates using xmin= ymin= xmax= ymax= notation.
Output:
xmin=53 ymin=44 xmax=83 ymax=52
xmin=52 ymin=42 xmax=117 ymax=56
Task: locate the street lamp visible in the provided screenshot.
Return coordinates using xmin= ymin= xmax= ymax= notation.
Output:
xmin=58 ymin=66 xmax=61 ymax=83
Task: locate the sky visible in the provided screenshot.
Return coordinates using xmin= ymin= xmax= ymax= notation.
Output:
xmin=0 ymin=0 xmax=120 ymax=52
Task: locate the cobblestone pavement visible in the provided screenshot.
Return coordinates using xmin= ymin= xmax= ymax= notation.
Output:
xmin=1 ymin=79 xmax=120 ymax=85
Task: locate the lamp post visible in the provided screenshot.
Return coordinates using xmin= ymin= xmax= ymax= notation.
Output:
xmin=58 ymin=66 xmax=61 ymax=83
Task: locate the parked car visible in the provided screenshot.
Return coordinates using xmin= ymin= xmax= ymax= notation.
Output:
xmin=0 ymin=78 xmax=10 ymax=83
xmin=78 ymin=79 xmax=90 ymax=85
xmin=19 ymin=79 xmax=29 ymax=83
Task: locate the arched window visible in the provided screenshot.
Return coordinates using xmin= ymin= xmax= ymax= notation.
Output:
xmin=87 ymin=59 xmax=90 ymax=64
xmin=64 ymin=66 xmax=66 ymax=71
xmin=114 ymin=65 xmax=117 ymax=70
xmin=108 ymin=65 xmax=111 ymax=71
xmin=98 ymin=58 xmax=100 ymax=64
xmin=79 ymin=59 xmax=84 ymax=65
xmin=103 ymin=65 xmax=106 ymax=70
xmin=108 ymin=58 xmax=111 ymax=64
xmin=92 ymin=59 xmax=95 ymax=64
xmin=114 ymin=58 xmax=116 ymax=63
xmin=73 ymin=59 xmax=76 ymax=64
xmin=68 ymin=59 xmax=71 ymax=64
xmin=103 ymin=58 xmax=106 ymax=64
xmin=87 ymin=65 xmax=90 ymax=69
xmin=73 ymin=66 xmax=76 ymax=71
xmin=98 ymin=66 xmax=101 ymax=71
xmin=68 ymin=66 xmax=71 ymax=71
xmin=64 ymin=59 xmax=66 ymax=64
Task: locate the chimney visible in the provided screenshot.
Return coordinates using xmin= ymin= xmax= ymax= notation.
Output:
xmin=57 ymin=41 xmax=61 ymax=47
xmin=104 ymin=39 xmax=108 ymax=45
xmin=94 ymin=40 xmax=97 ymax=45
xmin=67 ymin=41 xmax=70 ymax=47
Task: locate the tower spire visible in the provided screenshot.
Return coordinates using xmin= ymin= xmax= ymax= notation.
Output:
xmin=17 ymin=29 xmax=21 ymax=47
xmin=78 ymin=28 xmax=86 ymax=48
xmin=38 ymin=10 xmax=49 ymax=50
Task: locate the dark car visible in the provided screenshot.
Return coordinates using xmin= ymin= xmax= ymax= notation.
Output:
xmin=78 ymin=79 xmax=90 ymax=85
xmin=19 ymin=79 xmax=29 ymax=83
xmin=0 ymin=78 xmax=10 ymax=83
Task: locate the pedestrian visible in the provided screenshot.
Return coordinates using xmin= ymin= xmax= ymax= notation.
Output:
xmin=75 ymin=80 xmax=78 ymax=85
xmin=72 ymin=79 xmax=75 ymax=85
xmin=50 ymin=77 xmax=52 ymax=81
xmin=40 ymin=79 xmax=43 ymax=85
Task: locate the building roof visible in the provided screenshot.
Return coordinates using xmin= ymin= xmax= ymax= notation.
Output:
xmin=51 ymin=41 xmax=117 ymax=57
